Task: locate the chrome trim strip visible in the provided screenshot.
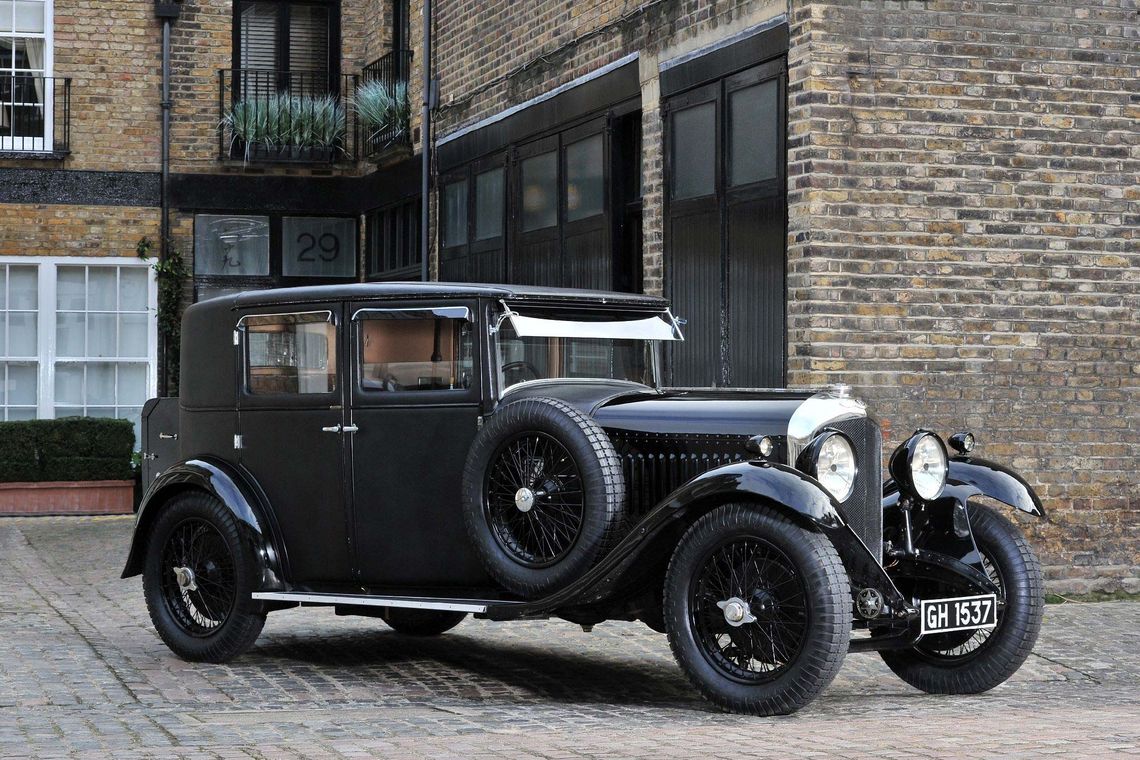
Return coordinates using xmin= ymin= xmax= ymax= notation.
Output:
xmin=351 ymin=306 xmax=472 ymax=321
xmin=252 ymin=591 xmax=498 ymax=613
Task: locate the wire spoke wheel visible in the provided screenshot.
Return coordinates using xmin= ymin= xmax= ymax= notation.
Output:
xmin=159 ymin=517 xmax=237 ymax=637
xmin=691 ymin=535 xmax=809 ymax=684
xmin=484 ymin=431 xmax=585 ymax=568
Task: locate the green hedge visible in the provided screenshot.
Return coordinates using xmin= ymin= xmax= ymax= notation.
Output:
xmin=0 ymin=417 xmax=135 ymax=483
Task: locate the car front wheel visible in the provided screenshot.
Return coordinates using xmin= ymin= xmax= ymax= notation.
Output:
xmin=664 ymin=503 xmax=851 ymax=716
xmin=880 ymin=504 xmax=1044 ymax=694
xmin=143 ymin=492 xmax=266 ymax=662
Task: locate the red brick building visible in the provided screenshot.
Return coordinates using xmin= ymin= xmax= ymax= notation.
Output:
xmin=0 ymin=0 xmax=1135 ymax=589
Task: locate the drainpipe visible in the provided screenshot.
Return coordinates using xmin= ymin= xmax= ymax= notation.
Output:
xmin=420 ymin=0 xmax=432 ymax=281
xmin=155 ymin=2 xmax=181 ymax=395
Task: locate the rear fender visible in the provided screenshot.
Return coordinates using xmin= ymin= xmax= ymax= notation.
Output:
xmin=120 ymin=458 xmax=286 ymax=591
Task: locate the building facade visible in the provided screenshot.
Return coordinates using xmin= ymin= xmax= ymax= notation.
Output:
xmin=0 ymin=0 xmax=1135 ymax=589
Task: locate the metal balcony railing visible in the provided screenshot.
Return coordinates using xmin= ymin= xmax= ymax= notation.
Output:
xmin=218 ymin=69 xmax=359 ymax=163
xmin=0 ymin=75 xmax=70 ymax=155
xmin=360 ymin=49 xmax=413 ymax=158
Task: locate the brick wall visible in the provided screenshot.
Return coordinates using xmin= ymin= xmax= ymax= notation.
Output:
xmin=429 ymin=0 xmax=786 ymax=289
xmin=787 ymin=0 xmax=1139 ymax=591
xmin=167 ymin=0 xmax=376 ymax=176
xmin=0 ymin=204 xmax=160 ymax=256
xmin=53 ymin=0 xmax=163 ymax=172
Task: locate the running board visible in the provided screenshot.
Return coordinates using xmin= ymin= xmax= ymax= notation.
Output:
xmin=252 ymin=591 xmax=516 ymax=614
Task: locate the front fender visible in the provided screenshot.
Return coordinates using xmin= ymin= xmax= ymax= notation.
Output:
xmin=487 ymin=460 xmax=907 ymax=620
xmin=120 ymin=458 xmax=285 ymax=590
xmin=948 ymin=457 xmax=1045 ymax=518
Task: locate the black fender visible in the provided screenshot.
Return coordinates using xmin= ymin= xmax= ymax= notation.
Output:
xmin=485 ymin=459 xmax=909 ymax=621
xmin=948 ymin=456 xmax=1045 ymax=518
xmin=879 ymin=457 xmax=1042 ymax=606
xmin=120 ymin=457 xmax=286 ymax=591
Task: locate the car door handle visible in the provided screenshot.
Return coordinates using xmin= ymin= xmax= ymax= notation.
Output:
xmin=321 ymin=424 xmax=360 ymax=434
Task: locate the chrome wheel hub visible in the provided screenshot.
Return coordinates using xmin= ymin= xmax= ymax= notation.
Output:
xmin=514 ymin=487 xmax=536 ymax=513
xmin=173 ymin=566 xmax=198 ymax=592
xmin=717 ymin=596 xmax=757 ymax=627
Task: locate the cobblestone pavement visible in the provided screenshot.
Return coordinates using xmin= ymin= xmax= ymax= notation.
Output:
xmin=1 ymin=516 xmax=1138 ymax=759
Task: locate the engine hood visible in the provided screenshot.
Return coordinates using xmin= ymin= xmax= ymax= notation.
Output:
xmin=593 ymin=388 xmax=815 ymax=437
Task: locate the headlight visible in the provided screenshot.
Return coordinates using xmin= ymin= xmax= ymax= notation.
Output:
xmin=889 ymin=431 xmax=948 ymax=501
xmin=798 ymin=431 xmax=857 ymax=502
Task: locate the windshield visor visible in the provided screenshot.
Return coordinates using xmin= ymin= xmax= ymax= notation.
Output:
xmin=500 ymin=308 xmax=683 ymax=341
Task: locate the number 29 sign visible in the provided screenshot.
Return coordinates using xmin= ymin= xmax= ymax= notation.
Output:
xmin=282 ymin=217 xmax=356 ymax=278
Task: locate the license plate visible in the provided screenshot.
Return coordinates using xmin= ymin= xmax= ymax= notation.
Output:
xmin=919 ymin=593 xmax=998 ymax=636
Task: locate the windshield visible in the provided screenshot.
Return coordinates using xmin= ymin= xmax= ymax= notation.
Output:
xmin=497 ymin=323 xmax=659 ymax=391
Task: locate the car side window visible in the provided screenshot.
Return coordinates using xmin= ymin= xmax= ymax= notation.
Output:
xmin=357 ymin=309 xmax=474 ymax=392
xmin=243 ymin=311 xmax=337 ymax=395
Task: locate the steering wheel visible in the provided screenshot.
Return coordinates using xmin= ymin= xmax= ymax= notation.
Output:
xmin=501 ymin=360 xmax=541 ymax=382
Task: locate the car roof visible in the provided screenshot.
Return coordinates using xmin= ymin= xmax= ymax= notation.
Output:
xmin=231 ymin=282 xmax=669 ymax=309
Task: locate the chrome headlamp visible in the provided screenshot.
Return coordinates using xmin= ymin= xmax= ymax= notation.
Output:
xmin=889 ymin=430 xmax=948 ymax=501
xmin=797 ymin=430 xmax=857 ymax=502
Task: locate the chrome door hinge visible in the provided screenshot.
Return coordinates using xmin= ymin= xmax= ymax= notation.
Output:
xmin=233 ymin=434 xmax=243 ymax=450
xmin=233 ymin=330 xmax=240 ymax=346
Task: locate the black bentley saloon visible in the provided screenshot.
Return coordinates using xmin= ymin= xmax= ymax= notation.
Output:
xmin=123 ymin=283 xmax=1045 ymax=715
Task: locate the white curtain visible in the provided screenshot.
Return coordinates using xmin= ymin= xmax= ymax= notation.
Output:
xmin=25 ymin=39 xmax=45 ymax=105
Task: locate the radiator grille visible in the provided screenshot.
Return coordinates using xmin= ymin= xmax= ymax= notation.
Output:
xmin=607 ymin=432 xmax=751 ymax=521
xmin=826 ymin=417 xmax=883 ymax=562
xmin=607 ymin=420 xmax=882 ymax=562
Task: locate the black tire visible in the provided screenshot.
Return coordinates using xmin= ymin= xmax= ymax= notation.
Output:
xmin=664 ymin=503 xmax=851 ymax=716
xmin=143 ymin=491 xmax=266 ymax=663
xmin=880 ymin=504 xmax=1044 ymax=694
xmin=380 ymin=608 xmax=467 ymax=636
xmin=461 ymin=396 xmax=626 ymax=598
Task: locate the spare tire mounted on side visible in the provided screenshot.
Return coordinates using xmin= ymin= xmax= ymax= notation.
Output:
xmin=461 ymin=397 xmax=626 ymax=598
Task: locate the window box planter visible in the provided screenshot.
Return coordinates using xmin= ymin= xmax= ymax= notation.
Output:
xmin=0 ymin=479 xmax=135 ymax=515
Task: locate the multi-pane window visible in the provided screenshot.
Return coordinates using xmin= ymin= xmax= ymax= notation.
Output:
xmin=54 ymin=266 xmax=151 ymax=431
xmin=1 ymin=0 xmax=51 ymax=150
xmin=0 ymin=258 xmax=156 ymax=440
xmin=366 ymin=199 xmax=421 ymax=280
xmin=0 ymin=265 xmax=38 ymax=421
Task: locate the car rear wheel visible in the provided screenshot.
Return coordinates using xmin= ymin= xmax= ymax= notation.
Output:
xmin=880 ymin=504 xmax=1043 ymax=694
xmin=461 ymin=397 xmax=626 ymax=598
xmin=380 ymin=608 xmax=467 ymax=636
xmin=143 ymin=492 xmax=265 ymax=662
xmin=664 ymin=503 xmax=850 ymax=716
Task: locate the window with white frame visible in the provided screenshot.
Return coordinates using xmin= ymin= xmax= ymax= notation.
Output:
xmin=0 ymin=258 xmax=156 ymax=443
xmin=0 ymin=264 xmax=38 ymax=420
xmin=0 ymin=0 xmax=53 ymax=151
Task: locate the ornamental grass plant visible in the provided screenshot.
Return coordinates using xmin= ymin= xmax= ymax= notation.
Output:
xmin=222 ymin=91 xmax=347 ymax=162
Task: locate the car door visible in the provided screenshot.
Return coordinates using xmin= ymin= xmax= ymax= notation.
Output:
xmin=347 ymin=301 xmax=492 ymax=589
xmin=236 ymin=306 xmax=352 ymax=585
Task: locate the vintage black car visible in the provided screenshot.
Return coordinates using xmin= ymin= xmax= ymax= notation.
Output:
xmin=123 ymin=283 xmax=1045 ymax=715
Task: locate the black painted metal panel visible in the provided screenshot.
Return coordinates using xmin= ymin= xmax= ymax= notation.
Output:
xmin=727 ymin=194 xmax=785 ymax=387
xmin=667 ymin=206 xmax=721 ymax=386
xmin=563 ymin=226 xmax=610 ymax=290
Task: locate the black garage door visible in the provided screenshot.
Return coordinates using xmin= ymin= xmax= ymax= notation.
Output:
xmin=664 ymin=58 xmax=786 ymax=388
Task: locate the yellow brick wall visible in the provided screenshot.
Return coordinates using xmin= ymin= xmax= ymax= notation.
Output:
xmin=53 ymin=0 xmax=163 ymax=171
xmin=0 ymin=204 xmax=160 ymax=257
